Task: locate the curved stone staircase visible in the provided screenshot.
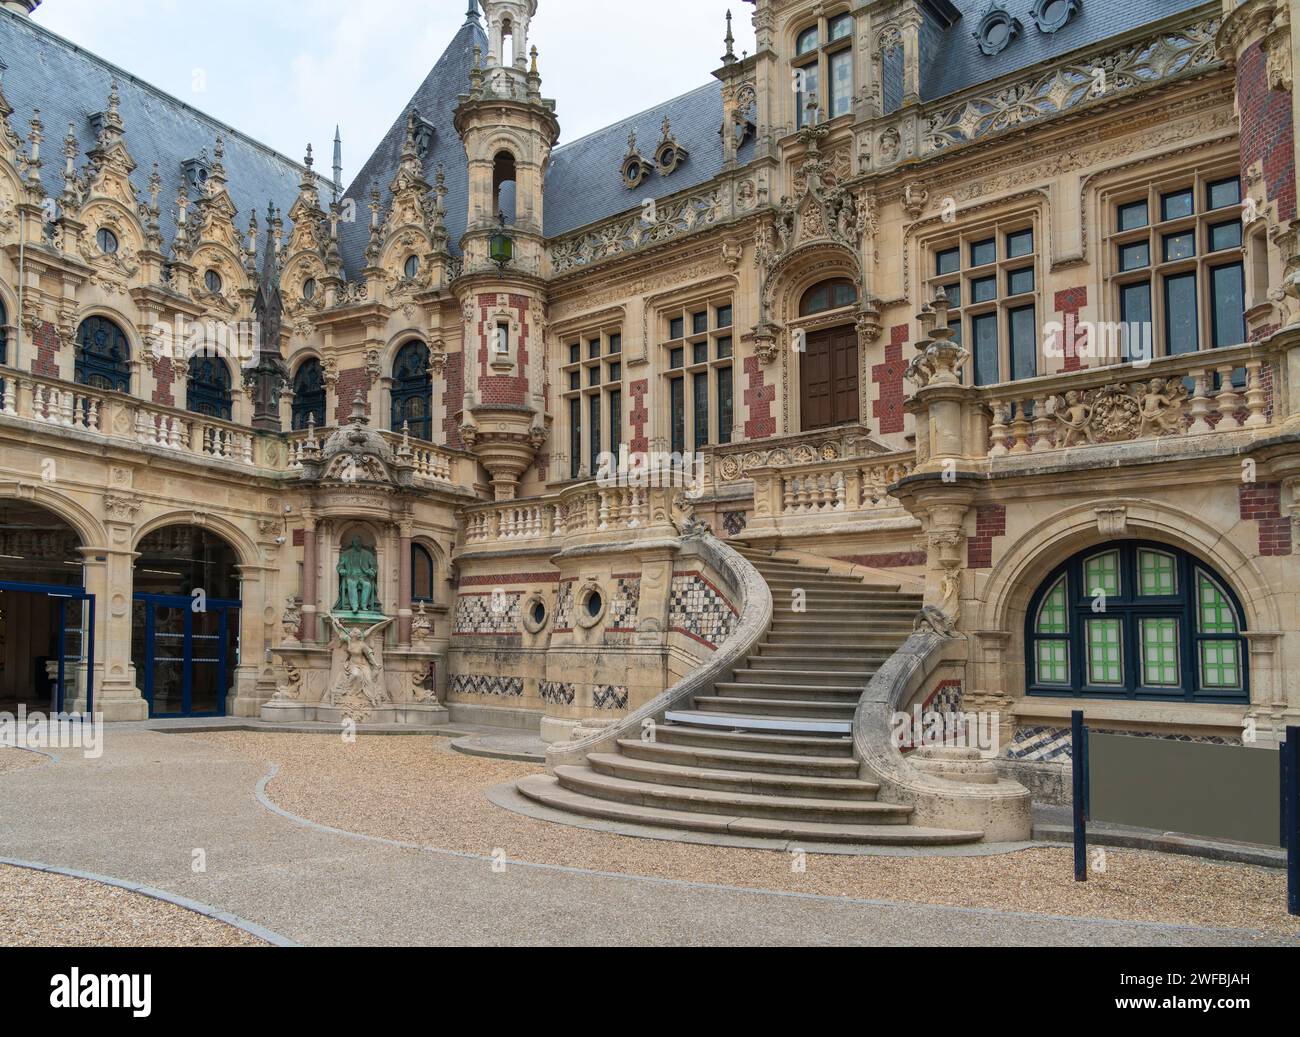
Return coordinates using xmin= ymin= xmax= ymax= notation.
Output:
xmin=517 ymin=547 xmax=986 ymax=846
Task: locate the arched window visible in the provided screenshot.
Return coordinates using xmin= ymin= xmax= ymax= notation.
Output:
xmin=291 ymin=358 xmax=327 ymax=431
xmin=75 ymin=316 xmax=131 ymax=393
xmin=492 ymin=150 xmax=517 ymax=224
xmin=1027 ymin=542 xmax=1248 ymax=703
xmin=412 ymin=543 xmax=435 ymax=603
xmin=391 ymin=341 xmax=432 ymax=442
xmin=0 ymin=297 xmax=8 ymax=367
xmin=799 ymin=278 xmax=858 ymax=316
xmin=186 ymin=352 xmax=233 ymax=420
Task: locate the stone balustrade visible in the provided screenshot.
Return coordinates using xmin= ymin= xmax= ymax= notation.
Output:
xmin=1 ymin=368 xmax=258 ymax=468
xmin=748 ymin=451 xmax=916 ymax=532
xmin=285 ymin=426 xmax=462 ymax=486
xmin=975 ymin=343 xmax=1276 ymax=460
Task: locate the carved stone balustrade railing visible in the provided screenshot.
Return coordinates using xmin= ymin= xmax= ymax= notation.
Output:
xmin=461 ymin=494 xmax=567 ymax=548
xmin=702 ymin=423 xmax=884 ymax=490
xmin=975 ymin=342 xmax=1278 ymax=461
xmin=746 ymin=451 xmax=917 ymax=536
xmin=0 ymin=367 xmax=264 ymax=470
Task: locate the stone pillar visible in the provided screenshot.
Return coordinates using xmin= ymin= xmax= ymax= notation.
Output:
xmin=398 ymin=519 xmax=413 ymax=645
xmin=81 ymin=543 xmax=147 ymax=721
xmin=900 ymin=12 xmax=923 ymax=107
xmin=231 ymin=563 xmax=275 ymax=717
xmin=301 ymin=509 xmax=318 ymax=643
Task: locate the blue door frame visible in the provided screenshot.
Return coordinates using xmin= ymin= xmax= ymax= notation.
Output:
xmin=134 ymin=593 xmax=240 ymax=719
xmin=0 ymin=580 xmax=96 ymax=716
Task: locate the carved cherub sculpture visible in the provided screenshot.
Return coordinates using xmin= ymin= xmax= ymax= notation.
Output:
xmin=1055 ymin=390 xmax=1094 ymax=447
xmin=1137 ymin=378 xmax=1188 ymax=437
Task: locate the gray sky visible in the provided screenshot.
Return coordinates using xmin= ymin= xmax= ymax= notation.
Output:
xmin=32 ymin=0 xmax=756 ymax=175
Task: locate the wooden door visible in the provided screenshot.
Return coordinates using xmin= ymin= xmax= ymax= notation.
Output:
xmin=800 ymin=325 xmax=859 ymax=430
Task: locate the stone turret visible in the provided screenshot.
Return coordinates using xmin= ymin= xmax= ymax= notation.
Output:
xmin=453 ymin=0 xmax=558 ymax=500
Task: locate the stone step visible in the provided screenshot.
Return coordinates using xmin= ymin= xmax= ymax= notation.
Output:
xmin=615 ymin=737 xmax=861 ymax=777
xmin=746 ymin=653 xmax=888 ymax=671
xmin=551 ymin=766 xmax=913 ymax=825
xmin=729 ymin=667 xmax=867 ymax=688
xmin=692 ymin=695 xmax=857 ymax=720
xmin=765 ymin=589 xmax=922 ymax=604
xmin=761 ymin=635 xmax=908 ymax=651
xmin=585 ymin=752 xmax=879 ymax=800
xmin=665 ymin=710 xmax=853 ymax=737
xmin=770 ymin=616 xmax=915 ymax=629
xmin=517 ymin=775 xmax=985 ymax=846
xmin=653 ymin=722 xmax=854 ymax=756
xmin=714 ymin=681 xmax=862 ymax=701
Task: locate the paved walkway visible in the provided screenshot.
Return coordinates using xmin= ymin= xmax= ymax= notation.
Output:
xmin=0 ymin=728 xmax=1289 ymax=947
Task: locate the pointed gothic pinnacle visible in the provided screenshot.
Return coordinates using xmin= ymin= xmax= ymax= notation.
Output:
xmin=530 ymin=46 xmax=538 ymax=75
xmin=723 ymin=9 xmax=737 ymax=65
xmin=304 ymin=143 xmax=314 ymax=169
xmin=465 ymin=0 xmax=479 ymax=22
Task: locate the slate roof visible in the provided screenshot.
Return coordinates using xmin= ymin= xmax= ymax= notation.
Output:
xmin=0 ymin=0 xmax=1214 ymax=269
xmin=922 ymin=0 xmax=1211 ymax=102
xmin=337 ymin=15 xmax=485 ymax=277
xmin=0 ymin=7 xmax=311 ymax=256
xmin=544 ymin=80 xmax=755 ymax=239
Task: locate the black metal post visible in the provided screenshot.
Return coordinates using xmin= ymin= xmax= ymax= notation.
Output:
xmin=1285 ymin=726 xmax=1298 ymax=917
xmin=1072 ymin=709 xmax=1087 ymax=882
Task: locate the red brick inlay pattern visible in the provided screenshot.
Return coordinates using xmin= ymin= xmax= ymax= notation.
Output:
xmin=152 ymin=357 xmax=176 ymax=407
xmin=629 ymin=379 xmax=649 ymax=454
xmin=334 ymin=368 xmax=370 ymax=423
xmin=1054 ymin=287 xmax=1088 ymax=373
xmin=833 ymin=551 xmax=927 ymax=568
xmin=443 ymin=350 xmax=464 ymax=450
xmin=967 ymin=504 xmax=1006 ymax=569
xmin=32 ymin=321 xmax=59 ymax=378
xmin=456 ymin=572 xmax=561 ymax=588
xmin=1240 ymin=482 xmax=1293 ymax=557
xmin=743 ymin=354 xmax=775 ymax=439
xmin=871 ymin=325 xmax=909 ymax=434
xmin=1238 ymin=42 xmax=1297 ymax=224
xmin=475 ymin=293 xmax=530 ymax=408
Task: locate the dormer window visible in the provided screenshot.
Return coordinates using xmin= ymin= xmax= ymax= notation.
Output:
xmin=1031 ymin=0 xmax=1079 ymax=34
xmin=404 ymin=255 xmax=420 ymax=280
xmin=204 ymin=269 xmax=223 ymax=294
xmin=793 ymin=12 xmax=854 ymax=128
xmin=181 ymin=157 xmax=212 ymax=191
xmin=412 ymin=117 xmax=436 ymax=159
xmin=96 ymin=228 xmax=118 ymax=255
xmin=975 ymin=3 xmax=1021 ymax=56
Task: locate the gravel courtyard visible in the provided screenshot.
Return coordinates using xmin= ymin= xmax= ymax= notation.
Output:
xmin=195 ymin=730 xmax=1300 ymax=940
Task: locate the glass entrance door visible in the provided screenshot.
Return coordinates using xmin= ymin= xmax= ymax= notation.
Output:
xmin=133 ymin=594 xmax=239 ymax=718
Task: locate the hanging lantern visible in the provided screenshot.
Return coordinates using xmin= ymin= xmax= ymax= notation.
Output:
xmin=489 ymin=211 xmax=513 ymax=270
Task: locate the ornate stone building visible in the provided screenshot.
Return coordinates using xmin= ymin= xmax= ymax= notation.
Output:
xmin=1 ymin=1 xmax=1298 ymax=839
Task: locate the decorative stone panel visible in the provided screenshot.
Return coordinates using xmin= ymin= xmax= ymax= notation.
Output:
xmin=1002 ymin=724 xmax=1238 ymax=762
xmin=454 ymin=592 xmax=522 ymax=635
xmin=553 ymin=579 xmax=575 ymax=632
xmin=539 ymin=681 xmax=576 ymax=706
xmin=451 ymin=673 xmax=524 ymax=698
xmin=608 ymin=575 xmax=641 ymax=631
xmin=593 ymin=685 xmax=630 ymax=711
xmin=669 ymin=571 xmax=738 ymax=649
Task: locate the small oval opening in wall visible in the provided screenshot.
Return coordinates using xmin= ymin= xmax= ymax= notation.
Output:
xmin=531 ymin=601 xmax=546 ymax=627
xmin=585 ymin=591 xmax=603 ymax=618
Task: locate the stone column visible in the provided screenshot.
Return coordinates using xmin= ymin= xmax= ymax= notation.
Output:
xmin=81 ymin=542 xmax=147 ymax=720
xmin=231 ymin=563 xmax=276 ymax=717
xmin=301 ymin=508 xmax=318 ymax=643
xmin=398 ymin=518 xmax=414 ymax=645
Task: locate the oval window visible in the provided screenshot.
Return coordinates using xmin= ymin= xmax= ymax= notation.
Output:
xmin=531 ymin=601 xmax=546 ymax=627
xmin=585 ymin=591 xmax=603 ymax=618
xmin=97 ymin=228 xmax=119 ymax=255
xmin=404 ymin=255 xmax=420 ymax=279
xmin=204 ymin=269 xmax=223 ymax=294
xmin=302 ymin=278 xmax=317 ymax=301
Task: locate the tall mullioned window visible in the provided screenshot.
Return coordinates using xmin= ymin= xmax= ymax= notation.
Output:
xmin=793 ymin=11 xmax=854 ymax=127
xmin=75 ymin=316 xmax=132 ymax=393
xmin=186 ymin=353 xmax=233 ymax=420
xmin=391 ymin=341 xmax=433 ymax=442
xmin=1108 ymin=172 xmax=1246 ymax=358
xmin=562 ymin=328 xmax=623 ymax=480
xmin=929 ymin=222 xmax=1039 ymax=385
xmin=663 ymin=302 xmax=734 ymax=456
xmin=1027 ymin=542 xmax=1248 ymax=703
xmin=291 ymin=358 xmax=327 ymax=431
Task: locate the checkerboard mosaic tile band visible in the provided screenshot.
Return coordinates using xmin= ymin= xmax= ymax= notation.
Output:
xmin=1003 ymin=724 xmax=1239 ymax=762
xmin=669 ymin=573 xmax=738 ymax=648
xmin=553 ymin=580 xmax=575 ymax=631
xmin=608 ymin=577 xmax=641 ymax=630
xmin=539 ymin=681 xmax=576 ymax=706
xmin=924 ymin=679 xmax=962 ymax=715
xmin=454 ymin=592 xmax=522 ymax=635
xmin=593 ymin=685 xmax=630 ymax=711
xmin=450 ymin=674 xmax=524 ymax=698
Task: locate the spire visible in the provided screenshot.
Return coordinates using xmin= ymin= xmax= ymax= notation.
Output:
xmin=249 ymin=197 xmax=288 ymax=432
xmin=722 ymin=10 xmax=737 ymax=66
xmin=332 ymin=126 xmax=343 ymax=202
xmin=465 ymin=0 xmax=479 ymax=22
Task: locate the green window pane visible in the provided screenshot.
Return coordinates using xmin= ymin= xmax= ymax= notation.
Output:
xmin=1200 ymin=640 xmax=1241 ymax=690
xmin=1036 ymin=639 xmax=1069 ymax=685
xmin=1139 ymin=550 xmax=1177 ymax=596
xmin=1140 ymin=617 xmax=1180 ymax=687
xmin=1197 ymin=574 xmax=1237 ymax=634
xmin=1036 ymin=577 xmax=1068 ymax=634
xmin=1084 ymin=552 xmax=1120 ymax=598
xmin=1086 ymin=619 xmax=1124 ymax=686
